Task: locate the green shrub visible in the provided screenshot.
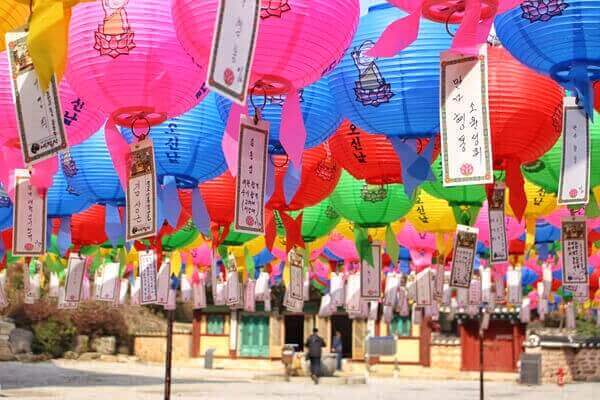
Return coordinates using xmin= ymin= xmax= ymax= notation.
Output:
xmin=31 ymin=318 xmax=76 ymax=358
xmin=69 ymin=302 xmax=129 ymax=340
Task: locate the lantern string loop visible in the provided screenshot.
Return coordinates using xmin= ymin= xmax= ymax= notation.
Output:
xmin=130 ymin=114 xmax=151 ymax=141
xmin=250 ymin=81 xmax=268 ymax=124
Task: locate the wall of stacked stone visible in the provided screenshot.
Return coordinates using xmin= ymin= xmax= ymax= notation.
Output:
xmin=525 ymin=346 xmax=600 ymax=383
xmin=430 ymin=335 xmax=462 ymax=371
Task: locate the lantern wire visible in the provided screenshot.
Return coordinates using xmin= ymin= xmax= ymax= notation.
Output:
xmin=445 ymin=9 xmax=458 ymax=38
xmin=130 ymin=115 xmax=151 ymax=141
xmin=250 ymin=81 xmax=268 ymax=125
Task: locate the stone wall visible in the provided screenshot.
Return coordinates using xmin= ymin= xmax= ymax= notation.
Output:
xmin=430 ymin=343 xmax=462 ymax=371
xmin=134 ymin=325 xmax=193 ymax=363
xmin=525 ymin=346 xmax=600 ymax=383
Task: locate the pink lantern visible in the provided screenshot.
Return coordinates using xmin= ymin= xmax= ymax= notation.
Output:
xmin=367 ymin=0 xmax=521 ymax=58
xmin=171 ymin=0 xmax=360 ymax=168
xmin=475 ymin=201 xmax=525 ymax=248
xmin=66 ymin=0 xmax=205 ymax=127
xmin=326 ymin=235 xmax=359 ymax=262
xmin=545 ymin=207 xmax=600 ymax=230
xmin=396 ymin=223 xmax=436 ymax=269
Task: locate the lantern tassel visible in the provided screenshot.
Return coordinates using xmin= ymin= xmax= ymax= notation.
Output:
xmin=161 ymin=176 xmax=181 ymax=229
xmin=385 ymin=224 xmax=399 ymax=265
xmin=265 ymin=160 xmax=275 ymax=202
xmin=222 ymin=103 xmax=248 ymax=175
xmin=283 ymin=160 xmax=301 ymax=206
xmin=366 ymin=1 xmax=421 ymax=58
xmin=105 ymin=119 xmax=130 ymax=191
xmin=388 ymin=136 xmax=436 ymax=197
xmin=449 ymin=0 xmax=493 ymax=56
xmin=280 ymin=88 xmax=306 ymax=169
xmin=191 ymin=188 xmax=210 ymax=236
xmin=57 ymin=216 xmax=71 ymax=256
xmin=105 ymin=204 xmax=124 ymax=247
xmin=354 ymin=225 xmax=374 ymax=267
xmin=570 ymin=64 xmax=595 ymax=121
xmin=265 ymin=209 xmax=276 ymax=251
xmin=29 ymin=157 xmax=58 ymax=193
xmin=505 ymin=159 xmax=527 ymax=221
xmin=279 ymin=211 xmax=305 ymax=254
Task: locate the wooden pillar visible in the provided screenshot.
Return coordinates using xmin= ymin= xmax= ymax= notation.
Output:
xmin=191 ymin=309 xmax=201 ymax=358
xmin=419 ymin=316 xmax=432 ymax=367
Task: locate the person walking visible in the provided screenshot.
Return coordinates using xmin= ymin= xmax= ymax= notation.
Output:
xmin=332 ymin=331 xmax=343 ymax=371
xmin=305 ymin=328 xmax=326 ymax=384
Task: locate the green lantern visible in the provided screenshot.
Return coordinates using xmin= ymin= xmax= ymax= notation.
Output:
xmin=420 ymin=158 xmax=487 ymax=226
xmin=222 ymin=228 xmax=256 ymax=247
xmin=522 ymin=111 xmax=600 ymax=211
xmin=329 ymin=170 xmax=412 ymax=229
xmin=275 ymin=198 xmax=341 ymax=243
xmin=161 ymin=220 xmax=199 ymax=252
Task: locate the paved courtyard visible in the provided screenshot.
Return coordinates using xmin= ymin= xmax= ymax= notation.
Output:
xmin=0 ymin=360 xmax=597 ymax=400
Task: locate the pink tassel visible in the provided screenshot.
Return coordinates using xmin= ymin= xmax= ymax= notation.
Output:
xmin=366 ymin=7 xmax=422 ymax=58
xmin=222 ymin=103 xmax=248 ymax=176
xmin=280 ymin=89 xmax=306 ymax=168
xmin=105 ymin=118 xmax=130 ymax=191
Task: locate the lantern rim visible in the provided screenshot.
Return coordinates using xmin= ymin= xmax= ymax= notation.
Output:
xmin=422 ymin=0 xmax=498 ymax=24
xmin=550 ymin=59 xmax=600 ymax=86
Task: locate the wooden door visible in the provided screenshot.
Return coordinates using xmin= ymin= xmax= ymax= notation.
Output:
xmin=240 ymin=315 xmax=270 ymax=357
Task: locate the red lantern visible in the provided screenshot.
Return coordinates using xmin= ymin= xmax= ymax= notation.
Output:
xmin=198 ymin=172 xmax=236 ymax=228
xmin=488 ymin=46 xmax=564 ymax=219
xmin=267 ymin=144 xmax=341 ymax=211
xmin=329 ymin=120 xmax=440 ymax=185
xmin=590 ymin=268 xmax=600 ymax=293
xmin=70 ymin=205 xmax=110 ymax=246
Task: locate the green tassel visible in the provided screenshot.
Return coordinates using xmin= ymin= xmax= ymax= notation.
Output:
xmin=586 ymin=191 xmax=600 ymax=218
xmin=244 ymin=247 xmax=255 ymax=279
xmin=385 ymin=224 xmax=399 ymax=265
xmin=355 ymin=225 xmax=374 ymax=267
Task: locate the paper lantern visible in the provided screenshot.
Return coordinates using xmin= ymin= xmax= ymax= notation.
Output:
xmin=69 ymin=205 xmax=110 ymax=247
xmin=329 ymin=170 xmax=412 ymax=228
xmin=405 ymin=189 xmax=456 ymax=233
xmin=278 ymin=198 xmax=341 ymax=243
xmin=47 ymin=162 xmax=92 ymax=218
xmin=198 ymin=171 xmax=236 ymax=228
xmin=162 ymin=221 xmax=199 ymax=252
xmin=475 ymin=201 xmax=525 ymax=247
xmin=217 ymin=78 xmax=341 ymax=152
xmin=329 ymin=120 xmax=440 ymax=185
xmin=334 ymin=218 xmax=404 ymax=242
xmin=222 ymin=228 xmax=257 ymax=247
xmin=0 ymin=185 xmax=12 ymax=231
xmin=0 ymin=3 xmax=28 ymax=43
xmin=495 ymin=0 xmax=600 ymax=116
xmin=172 ymin=0 xmax=359 ymax=95
xmin=522 ymin=111 xmax=600 ymax=194
xmin=397 ymin=223 xmax=437 ymax=268
xmin=66 ymin=0 xmax=205 ymax=127
xmin=328 ymin=3 xmax=452 ymax=138
xmin=267 ymin=144 xmax=341 ymax=211
xmin=68 ymin=127 xmax=125 ymax=206
xmin=121 ymin=93 xmax=227 ymax=188
xmin=421 ymin=158 xmax=487 ymax=225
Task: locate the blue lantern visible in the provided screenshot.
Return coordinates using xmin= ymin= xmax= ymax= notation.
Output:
xmin=47 ymin=158 xmax=92 ymax=218
xmin=327 ymin=3 xmax=453 ymax=138
xmin=121 ymin=93 xmax=227 ymax=188
xmin=495 ymin=0 xmax=600 ymax=116
xmin=0 ymin=185 xmax=12 ymax=231
xmin=216 ymin=77 xmax=341 ymax=154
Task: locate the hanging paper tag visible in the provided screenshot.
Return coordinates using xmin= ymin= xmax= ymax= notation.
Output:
xmin=558 ymin=97 xmax=590 ymax=205
xmin=565 ymin=302 xmax=576 ymax=329
xmin=481 ymin=267 xmax=492 ymax=304
xmin=318 ymin=294 xmax=334 ymax=317
xmin=22 ymin=263 xmax=35 ymax=304
xmin=360 ymin=244 xmax=382 ymax=300
xmin=5 ymin=30 xmax=67 ymax=165
xmin=0 ymin=275 xmax=7 ymax=310
xmin=561 ymin=217 xmax=588 ymax=291
xmin=468 ymin=278 xmax=481 ymax=306
xmin=12 ymin=169 xmax=47 ymax=256
xmin=283 ymin=285 xmax=304 ymax=312
xmin=226 ymin=272 xmax=241 ymax=306
xmin=449 ymin=225 xmax=478 ymax=288
xmin=193 ymin=280 xmax=207 ymax=309
xmin=130 ymin=277 xmax=141 ymax=305
xmin=412 ymin=304 xmax=423 ymax=325
xmin=488 ymin=183 xmax=508 ymax=263
xmin=180 ymin=276 xmax=192 ymax=303
xmin=345 ymin=273 xmax=361 ymax=313
xmin=481 ymin=312 xmax=490 ymax=331
xmin=156 ymin=259 xmax=171 ymax=305
xmin=214 ymin=281 xmax=227 ymax=305
xmin=331 ymin=272 xmax=345 ymax=307
xmin=164 ymin=288 xmax=177 ymax=311
xmin=234 ymin=115 xmax=269 ymax=234
xmin=433 ymin=265 xmax=444 ymax=302
xmin=571 ymin=284 xmax=589 ymax=304
xmin=384 ymin=273 xmax=400 ymax=307
xmin=49 ymin=272 xmax=59 ymax=298
xmin=139 ymin=250 xmax=158 ymax=305
xmin=288 ymin=248 xmax=304 ymax=301
xmin=65 ymin=253 xmax=86 ymax=303
xmin=118 ymin=279 xmax=128 ymax=305
xmin=542 ymin=264 xmax=552 ymax=300
xmin=507 ymin=267 xmax=522 ymax=305
xmin=442 ymin=282 xmax=451 ymax=306
xmin=416 ymin=267 xmax=433 ymax=307
xmin=406 ymin=272 xmax=417 ymax=301
xmin=207 ymin=0 xmax=261 ymax=104
xmin=494 ymin=276 xmax=505 ymax=303
xmin=98 ymin=263 xmax=120 ymax=302
xmin=254 ymin=271 xmax=270 ymax=301
xmin=456 ymin=287 xmax=468 ymax=309
xmin=244 ymin=280 xmax=256 ymax=312
xmin=440 ymin=46 xmax=493 ymax=187
xmin=58 ymin=286 xmax=79 ymax=309
xmin=126 ymin=139 xmax=157 ymax=241
xmin=520 ymin=297 xmax=530 ymax=323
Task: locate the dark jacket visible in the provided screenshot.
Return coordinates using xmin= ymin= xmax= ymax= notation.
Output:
xmin=305 ymin=333 xmax=326 ymax=358
xmin=332 ymin=336 xmax=343 ymax=353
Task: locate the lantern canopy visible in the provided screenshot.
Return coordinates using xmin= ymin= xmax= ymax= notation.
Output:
xmin=495 ymin=0 xmax=600 ymax=116
xmin=121 ymin=93 xmax=227 ymax=188
xmin=328 ymin=3 xmax=453 ymax=138
xmin=67 ymin=0 xmax=205 ymax=127
xmin=329 ymin=170 xmax=413 ymax=228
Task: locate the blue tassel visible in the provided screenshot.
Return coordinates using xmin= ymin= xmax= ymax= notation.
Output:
xmin=105 ymin=204 xmax=123 ymax=247
xmin=161 ymin=176 xmax=181 ymax=228
xmin=389 ymin=136 xmax=436 ymax=197
xmin=569 ymin=65 xmax=595 ymax=122
xmin=265 ymin=160 xmax=275 ymax=202
xmin=191 ymin=187 xmax=210 ymax=236
xmin=282 ymin=161 xmax=301 ymax=205
xmin=57 ymin=216 xmax=72 ymax=256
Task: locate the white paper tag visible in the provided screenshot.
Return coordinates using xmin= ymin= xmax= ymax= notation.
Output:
xmin=164 ymin=288 xmax=177 ymax=311
xmin=126 ymin=139 xmax=157 ymax=241
xmin=318 ymin=293 xmax=334 ymax=317
xmin=65 ymin=253 xmax=86 ymax=303
xmin=49 ymin=272 xmax=59 ymax=298
xmin=226 ymin=270 xmax=241 ymax=306
xmin=130 ymin=277 xmax=141 ymax=305
xmin=468 ymin=278 xmax=481 ymax=306
xmin=58 ymin=286 xmax=78 ymax=309
xmin=450 ymin=225 xmax=478 ymax=288
xmin=283 ymin=285 xmax=304 ymax=312
xmin=234 ymin=115 xmax=269 ymax=234
xmin=488 ymin=183 xmax=508 ymax=263
xmin=244 ymin=280 xmax=256 ymax=312
xmin=481 ymin=267 xmax=492 ymax=304
xmin=214 ymin=281 xmax=227 ymax=305
xmin=254 ymin=271 xmax=270 ymax=301
xmin=456 ymin=287 xmax=468 ymax=309
xmin=331 ymin=272 xmax=345 ymax=307
xmin=433 ymin=265 xmax=444 ymax=302
xmin=558 ymin=97 xmax=590 ymax=205
xmin=412 ymin=304 xmax=422 ymax=325
xmin=507 ymin=267 xmax=522 ymax=305
xmin=561 ymin=217 xmax=588 ymax=288
xmin=494 ymin=276 xmax=505 ymax=303
xmin=98 ymin=262 xmax=120 ymax=302
xmin=384 ymin=273 xmax=400 ymax=307
xmin=139 ymin=250 xmax=158 ymax=305
xmin=180 ymin=276 xmax=192 ymax=303
xmin=22 ymin=263 xmax=35 ymax=304
xmin=118 ymin=279 xmax=128 ymax=305
xmin=570 ymin=283 xmax=589 ymax=304
xmin=368 ymin=301 xmax=378 ymax=321
xmin=442 ymin=282 xmax=452 ymax=306
xmin=288 ymin=249 xmax=304 ymax=301
xmin=156 ymin=260 xmax=171 ymax=305
xmin=207 ymin=0 xmax=261 ymax=105
xmin=481 ymin=312 xmax=490 ymax=331
xmin=397 ymin=287 xmax=409 ymax=316
xmin=542 ymin=264 xmax=552 ymax=300
xmin=5 ymin=30 xmax=67 ymax=164
xmin=416 ymin=268 xmax=432 ymax=307
xmin=345 ymin=273 xmax=360 ymax=313
xmin=440 ymin=46 xmax=493 ymax=186
xmin=360 ymin=244 xmax=382 ymax=300
xmin=12 ymin=169 xmax=47 ymax=256
xmin=193 ymin=280 xmax=207 ymax=309
xmin=0 ymin=275 xmax=7 ymax=309
xmin=565 ymin=302 xmax=576 ymax=329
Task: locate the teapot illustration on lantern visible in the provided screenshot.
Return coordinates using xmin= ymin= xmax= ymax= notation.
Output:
xmin=94 ymin=0 xmax=136 ymax=58
xmin=352 ymin=40 xmax=394 ymax=107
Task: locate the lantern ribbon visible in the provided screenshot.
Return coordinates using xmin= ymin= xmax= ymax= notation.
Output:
xmin=222 ymin=103 xmax=248 ymax=175
xmin=279 ymin=211 xmax=305 ymax=254
xmin=569 ymin=64 xmax=595 ymax=121
xmin=367 ymin=0 xmax=521 ymax=58
xmin=385 ymin=224 xmax=399 ymax=264
xmin=265 ymin=208 xmax=276 ymax=251
xmin=505 ymin=159 xmax=527 ymax=221
xmin=57 ymin=216 xmax=71 ymax=256
xmin=4 ymin=0 xmax=95 ymax=91
xmin=191 ymin=187 xmax=210 ymax=236
xmin=244 ymin=246 xmax=255 ymax=279
xmin=354 ymin=225 xmax=374 ymax=267
xmin=105 ymin=119 xmax=130 ymax=191
xmin=191 ymin=266 xmax=201 ymax=285
xmin=46 ymin=216 xmax=52 ymax=249
xmin=0 ymin=144 xmax=57 ymax=199
xmin=105 ymin=204 xmax=124 ymax=247
xmin=525 ymin=216 xmax=536 ymax=253
xmin=283 ymin=160 xmax=301 ymax=206
xmin=210 ymin=223 xmax=230 ymax=249
xmin=280 ymin=88 xmax=306 ymax=169
xmin=161 ymin=175 xmax=181 ymax=229
xmin=265 ymin=160 xmax=275 ymax=202
xmin=388 ymin=136 xmax=436 ymax=197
